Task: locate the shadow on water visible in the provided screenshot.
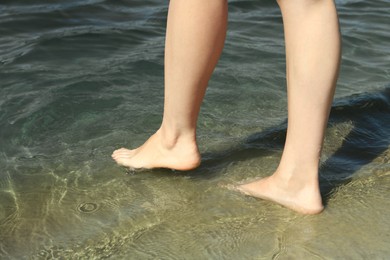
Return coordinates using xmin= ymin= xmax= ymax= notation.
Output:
xmin=320 ymin=87 xmax=390 ymax=202
xmin=184 ymin=87 xmax=390 ymax=204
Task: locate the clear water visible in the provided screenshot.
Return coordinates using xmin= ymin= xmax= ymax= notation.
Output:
xmin=1 ymin=0 xmax=389 ymax=259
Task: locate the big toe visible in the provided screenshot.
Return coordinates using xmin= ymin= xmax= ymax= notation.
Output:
xmin=112 ymin=148 xmax=134 ymax=157
xmin=237 ymin=182 xmax=259 ymax=196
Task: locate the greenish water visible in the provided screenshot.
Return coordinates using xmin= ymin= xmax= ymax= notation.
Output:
xmin=1 ymin=0 xmax=389 ymax=259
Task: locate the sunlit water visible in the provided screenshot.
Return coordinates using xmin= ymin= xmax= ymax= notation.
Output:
xmin=1 ymin=0 xmax=389 ymax=259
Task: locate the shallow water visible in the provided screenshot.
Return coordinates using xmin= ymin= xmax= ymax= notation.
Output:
xmin=1 ymin=0 xmax=390 ymax=259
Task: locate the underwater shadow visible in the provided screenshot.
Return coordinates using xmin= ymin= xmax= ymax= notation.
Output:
xmin=319 ymin=87 xmax=390 ymax=203
xmin=193 ymin=88 xmax=390 ymax=203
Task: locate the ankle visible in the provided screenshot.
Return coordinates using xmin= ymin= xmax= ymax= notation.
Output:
xmin=157 ymin=126 xmax=197 ymax=150
xmin=273 ymin=163 xmax=320 ymax=189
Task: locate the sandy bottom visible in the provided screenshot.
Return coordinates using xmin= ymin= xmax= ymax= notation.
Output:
xmin=1 ymin=121 xmax=389 ymax=259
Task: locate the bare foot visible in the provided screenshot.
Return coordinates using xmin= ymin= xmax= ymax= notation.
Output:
xmin=112 ymin=130 xmax=201 ymax=171
xmin=236 ymin=175 xmax=324 ymax=215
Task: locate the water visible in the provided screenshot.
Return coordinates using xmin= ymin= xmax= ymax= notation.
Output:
xmin=0 ymin=0 xmax=389 ymax=258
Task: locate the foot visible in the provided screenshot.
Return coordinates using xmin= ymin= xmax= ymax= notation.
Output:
xmin=112 ymin=130 xmax=201 ymax=171
xmin=236 ymin=174 xmax=324 ymax=215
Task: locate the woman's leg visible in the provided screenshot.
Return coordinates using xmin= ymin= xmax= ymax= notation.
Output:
xmin=112 ymin=0 xmax=228 ymax=170
xmin=238 ymin=0 xmax=341 ymax=214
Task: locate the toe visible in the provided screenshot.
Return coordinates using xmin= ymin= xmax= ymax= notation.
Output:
xmin=112 ymin=148 xmax=124 ymax=155
xmin=113 ymin=148 xmax=132 ymax=157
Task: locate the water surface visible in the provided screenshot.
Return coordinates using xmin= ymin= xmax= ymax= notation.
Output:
xmin=0 ymin=0 xmax=389 ymax=258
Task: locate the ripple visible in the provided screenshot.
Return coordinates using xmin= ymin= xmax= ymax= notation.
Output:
xmin=0 ymin=0 xmax=390 ymax=259
xmin=77 ymin=202 xmax=99 ymax=213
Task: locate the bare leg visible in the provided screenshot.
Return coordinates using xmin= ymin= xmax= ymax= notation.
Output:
xmin=238 ymin=0 xmax=341 ymax=214
xmin=112 ymin=0 xmax=228 ymax=170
